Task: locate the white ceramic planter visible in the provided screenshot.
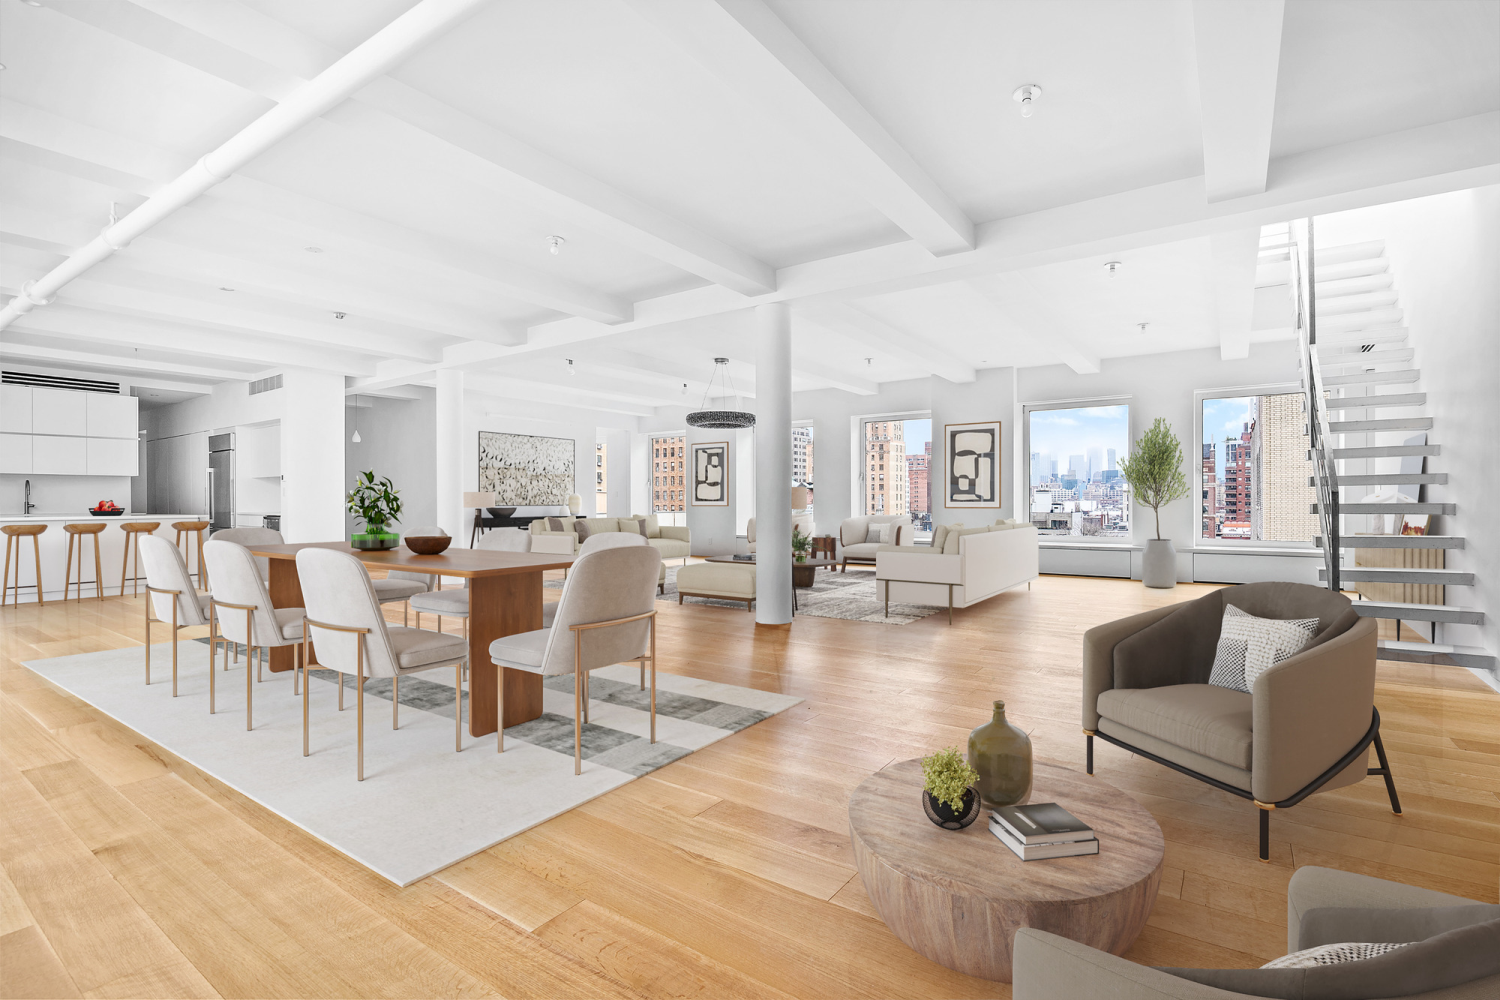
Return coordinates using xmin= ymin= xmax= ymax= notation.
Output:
xmin=1142 ymin=538 xmax=1177 ymax=589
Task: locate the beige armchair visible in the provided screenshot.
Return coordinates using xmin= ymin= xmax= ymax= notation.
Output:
xmin=1013 ymin=866 xmax=1500 ymax=999
xmin=745 ymin=514 xmax=813 ymax=554
xmin=838 ymin=514 xmax=912 ymax=570
xmin=1083 ymin=582 xmax=1399 ymax=861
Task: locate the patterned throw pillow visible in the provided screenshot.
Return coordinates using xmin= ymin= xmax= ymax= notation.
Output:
xmin=1208 ymin=604 xmax=1320 ymax=693
xmin=869 ymin=522 xmax=891 ymax=544
xmin=1261 ymin=941 xmax=1409 ymax=969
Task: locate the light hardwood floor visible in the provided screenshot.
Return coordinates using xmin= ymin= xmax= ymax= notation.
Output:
xmin=1 ymin=572 xmax=1496 ymax=998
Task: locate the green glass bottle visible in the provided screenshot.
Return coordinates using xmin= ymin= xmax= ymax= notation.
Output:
xmin=968 ymin=700 xmax=1032 ymax=809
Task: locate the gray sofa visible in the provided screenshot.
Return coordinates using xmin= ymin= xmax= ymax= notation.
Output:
xmin=1013 ymin=866 xmax=1500 ymax=999
xmin=1083 ymin=582 xmax=1399 ymax=860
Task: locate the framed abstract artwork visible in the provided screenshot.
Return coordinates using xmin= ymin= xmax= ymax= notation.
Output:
xmin=945 ymin=421 xmax=1001 ymax=508
xmin=477 ymin=431 xmax=575 ymax=506
xmin=690 ymin=441 xmax=728 ymax=506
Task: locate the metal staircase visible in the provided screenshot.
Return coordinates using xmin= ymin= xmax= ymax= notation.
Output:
xmin=1289 ymin=222 xmax=1495 ymax=673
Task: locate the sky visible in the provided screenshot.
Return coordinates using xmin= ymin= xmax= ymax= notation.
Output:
xmin=1027 ymin=405 xmax=1130 ymax=476
xmin=1202 ymin=396 xmax=1257 ymax=480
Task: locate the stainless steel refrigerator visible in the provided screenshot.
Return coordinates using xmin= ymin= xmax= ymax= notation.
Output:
xmin=208 ymin=433 xmax=235 ymax=531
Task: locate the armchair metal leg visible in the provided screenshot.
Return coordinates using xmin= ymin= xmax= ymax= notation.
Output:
xmin=1257 ymin=805 xmax=1271 ymax=863
xmin=1085 ymin=731 xmax=1094 ymax=775
xmin=1370 ymin=727 xmax=1402 ymax=815
xmin=393 ymin=674 xmax=399 ymax=730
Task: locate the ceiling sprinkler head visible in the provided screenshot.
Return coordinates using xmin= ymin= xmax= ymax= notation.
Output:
xmin=1104 ymin=261 xmax=1123 ymax=277
xmin=566 ymin=358 xmax=576 ymax=375
xmin=1137 ymin=321 xmax=1149 ymax=332
xmin=864 ymin=357 xmax=873 ymax=366
xmin=1012 ymin=84 xmax=1042 ymax=118
xmin=304 ymin=246 xmax=323 ymax=253
xmin=547 ymin=235 xmax=566 ymax=255
xmin=334 ymin=311 xmax=346 ymax=320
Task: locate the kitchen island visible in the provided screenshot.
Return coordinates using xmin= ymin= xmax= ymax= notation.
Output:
xmin=0 ymin=513 xmax=205 ymax=603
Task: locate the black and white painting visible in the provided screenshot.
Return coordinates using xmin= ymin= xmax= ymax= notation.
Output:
xmin=478 ymin=431 xmax=574 ymax=505
xmin=946 ymin=421 xmax=1000 ymax=508
xmin=691 ymin=442 xmax=728 ymax=506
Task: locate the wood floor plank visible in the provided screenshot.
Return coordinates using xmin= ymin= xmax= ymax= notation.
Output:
xmin=0 ymin=926 xmax=83 ymax=1000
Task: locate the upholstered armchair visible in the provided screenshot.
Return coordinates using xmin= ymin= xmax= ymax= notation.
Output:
xmin=1083 ymin=582 xmax=1399 ymax=861
xmin=837 ymin=514 xmax=913 ymax=570
xmin=745 ymin=514 xmax=813 ymax=554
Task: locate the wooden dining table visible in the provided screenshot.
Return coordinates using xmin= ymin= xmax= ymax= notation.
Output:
xmin=247 ymin=542 xmax=574 ymax=736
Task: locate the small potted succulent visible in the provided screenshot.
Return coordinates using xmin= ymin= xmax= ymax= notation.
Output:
xmin=792 ymin=525 xmax=811 ymax=563
xmin=347 ymin=470 xmax=403 ymax=550
xmin=920 ymin=746 xmax=982 ymax=830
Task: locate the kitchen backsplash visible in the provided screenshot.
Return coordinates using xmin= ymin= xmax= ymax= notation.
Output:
xmin=0 ymin=474 xmax=142 ymax=516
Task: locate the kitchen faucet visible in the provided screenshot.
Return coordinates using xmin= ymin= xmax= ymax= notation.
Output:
xmin=24 ymin=479 xmax=35 ymax=515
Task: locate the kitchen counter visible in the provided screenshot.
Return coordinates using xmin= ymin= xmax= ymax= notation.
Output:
xmin=0 ymin=513 xmax=204 ymax=522
xmin=0 ymin=514 xmax=209 ymax=603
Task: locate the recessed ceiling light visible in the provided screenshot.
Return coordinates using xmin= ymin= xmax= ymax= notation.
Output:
xmin=334 ymin=311 xmax=346 ymax=319
xmin=304 ymin=246 xmax=323 ymax=253
xmin=1012 ymin=84 xmax=1042 ymax=118
xmin=1104 ymin=261 xmax=1123 ymax=276
xmin=1137 ymin=322 xmax=1150 ymax=333
xmin=546 ymin=236 xmax=566 ymax=255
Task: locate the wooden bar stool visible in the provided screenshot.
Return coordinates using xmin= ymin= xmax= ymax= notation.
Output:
xmin=2 ymin=523 xmax=47 ymax=607
xmin=119 ymin=522 xmax=161 ymax=597
xmin=172 ymin=520 xmax=210 ymax=589
xmin=63 ymin=522 xmax=107 ymax=601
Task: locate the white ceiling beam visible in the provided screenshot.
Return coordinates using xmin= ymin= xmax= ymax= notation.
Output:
xmin=464 ymin=374 xmax=658 ymax=418
xmin=964 ymin=276 xmax=1100 ymax=376
xmin=107 ymin=0 xmax=776 ymax=296
xmin=583 ymin=349 xmax=736 ymax=398
xmin=10 ymin=305 xmax=378 ymax=376
xmin=794 ymin=303 xmax=976 ymax=384
xmin=625 ymin=0 xmax=973 ymax=256
xmin=1210 ymin=228 xmax=1262 ymax=360
xmin=0 ymin=341 xmax=246 ymax=384
xmin=788 ymin=358 xmax=877 ymax=395
xmin=1193 ymin=0 xmax=1286 ymax=203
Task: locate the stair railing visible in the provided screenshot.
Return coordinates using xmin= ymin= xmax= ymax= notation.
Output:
xmin=1292 ymin=218 xmax=1341 ymax=592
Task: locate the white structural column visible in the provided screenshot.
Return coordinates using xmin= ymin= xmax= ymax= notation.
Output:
xmin=281 ymin=369 xmax=347 ymax=543
xmin=435 ymin=369 xmax=465 ymax=541
xmin=754 ymin=303 xmax=793 ymax=624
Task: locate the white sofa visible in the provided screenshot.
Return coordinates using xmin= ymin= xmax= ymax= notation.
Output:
xmin=838 ymin=514 xmax=913 ymax=570
xmin=745 ymin=514 xmax=814 ymax=554
xmin=876 ymin=520 xmax=1039 ymax=623
xmin=528 ymin=515 xmax=691 ymax=564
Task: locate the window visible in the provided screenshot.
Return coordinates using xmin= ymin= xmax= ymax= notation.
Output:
xmin=861 ymin=416 xmax=931 ymax=533
xmin=650 ymin=433 xmax=686 ymax=513
xmin=595 ymin=442 xmax=607 ymax=516
xmin=1026 ymin=403 xmax=1130 ymax=538
xmin=1199 ymin=393 xmax=1317 ymax=543
xmin=791 ymin=424 xmax=814 ymax=511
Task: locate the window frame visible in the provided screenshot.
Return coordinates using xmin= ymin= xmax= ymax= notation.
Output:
xmin=1021 ymin=395 xmax=1133 ymax=546
xmin=855 ymin=410 xmax=931 ymax=533
xmin=649 ymin=432 xmax=687 ymax=514
xmin=1193 ymin=382 xmax=1316 ymax=551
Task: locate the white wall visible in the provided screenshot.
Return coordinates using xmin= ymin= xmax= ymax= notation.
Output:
xmin=345 ymin=390 xmax=436 ymax=536
xmin=930 ymin=367 xmax=1018 ymax=528
xmin=1319 ymin=186 xmax=1500 ymax=679
xmin=280 ymin=369 xmax=344 ymax=543
xmin=685 ymin=422 xmax=738 ymax=556
xmin=0 ymin=474 xmax=136 ymax=516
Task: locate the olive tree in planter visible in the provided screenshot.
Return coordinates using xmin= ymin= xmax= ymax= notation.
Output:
xmin=1118 ymin=418 xmax=1189 ymax=589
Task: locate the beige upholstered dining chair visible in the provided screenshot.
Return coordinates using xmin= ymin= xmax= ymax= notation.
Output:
xmin=375 ymin=524 xmax=445 ymax=624
xmin=208 ymin=527 xmax=283 ymax=583
xmin=489 ymin=545 xmax=661 ymax=773
xmin=408 ymin=527 xmax=530 ymax=635
xmin=295 ymin=547 xmax=470 ymax=780
xmin=139 ymin=535 xmax=215 ymax=698
xmin=203 ymin=540 xmax=306 ymax=731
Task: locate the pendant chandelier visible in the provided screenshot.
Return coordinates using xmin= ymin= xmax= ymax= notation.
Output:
xmin=686 ymin=357 xmax=755 ymax=429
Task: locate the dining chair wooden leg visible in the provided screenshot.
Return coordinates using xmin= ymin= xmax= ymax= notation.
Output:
xmin=92 ymin=533 xmax=104 ymax=600
xmin=302 ymin=636 xmax=310 ymax=757
xmin=143 ymin=592 xmax=152 ymax=685
xmin=170 ymin=602 xmax=179 ymax=697
xmin=2 ymin=534 xmax=12 ymax=607
xmin=64 ymin=533 xmax=75 ymax=601
xmin=294 ymin=641 xmax=301 ymax=696
xmin=245 ymin=609 xmax=254 ymax=732
xmin=649 ymin=618 xmax=657 ymax=745
xmin=496 ymin=664 xmax=504 ymax=754
xmin=32 ymin=534 xmax=44 ymax=606
xmin=574 ymin=630 xmax=583 ymax=776
xmin=356 ymin=666 xmax=365 ymax=782
xmin=338 ymin=670 xmax=345 ymax=712
xmin=208 ymin=612 xmax=217 ymax=714
xmin=454 ymin=663 xmax=462 ymax=752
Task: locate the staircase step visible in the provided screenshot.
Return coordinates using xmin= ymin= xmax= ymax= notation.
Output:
xmin=1317 ymin=241 xmax=1385 ymax=265
xmin=1320 ymin=348 xmax=1414 ymax=367
xmin=1315 ymin=273 xmax=1394 ymax=296
xmin=1354 ymin=602 xmax=1485 ymax=625
xmin=1322 ymin=368 xmax=1420 ymax=386
xmin=1319 ymin=308 xmax=1403 ymax=331
xmin=1376 ymin=640 xmax=1496 ymax=670
xmin=1323 ymin=392 xmax=1426 ymax=410
xmin=1330 ymin=444 xmax=1439 ymax=459
xmin=1316 ymin=327 xmax=1409 ymax=347
xmin=1321 ymin=567 xmax=1473 ymax=585
xmin=1319 ymin=290 xmax=1399 ymax=315
xmin=1329 ymin=472 xmax=1448 ymax=487
xmin=1317 ymin=533 xmax=1463 ymax=548
xmin=1326 ymin=417 xmax=1433 ymax=433
xmin=1323 ymin=502 xmax=1455 ymax=515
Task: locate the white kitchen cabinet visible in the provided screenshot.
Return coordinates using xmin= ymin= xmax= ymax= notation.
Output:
xmin=0 ymin=433 xmax=31 ymax=474
xmin=31 ymin=435 xmax=87 ymax=475
xmin=31 ymin=388 xmax=89 ymax=436
xmin=88 ymin=436 xmax=139 ymax=477
xmin=0 ymin=385 xmax=32 ymax=433
xmin=86 ymin=393 xmax=139 ymax=438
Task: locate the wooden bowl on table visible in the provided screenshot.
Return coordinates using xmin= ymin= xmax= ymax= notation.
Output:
xmin=404 ymin=535 xmax=452 ymax=555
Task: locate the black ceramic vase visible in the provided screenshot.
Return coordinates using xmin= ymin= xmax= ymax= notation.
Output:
xmin=921 ymin=788 xmax=981 ymax=830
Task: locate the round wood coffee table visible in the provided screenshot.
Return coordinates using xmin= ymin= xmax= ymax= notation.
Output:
xmin=848 ymin=759 xmax=1164 ymax=982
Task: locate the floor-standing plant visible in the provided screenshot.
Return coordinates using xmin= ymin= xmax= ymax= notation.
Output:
xmin=1118 ymin=417 xmax=1189 ymax=589
xmin=347 ymin=470 xmax=403 ymax=549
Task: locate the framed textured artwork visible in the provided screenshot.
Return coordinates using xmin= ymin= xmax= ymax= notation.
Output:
xmin=690 ymin=441 xmax=728 ymax=506
xmin=477 ymin=431 xmax=575 ymax=506
xmin=945 ymin=421 xmax=1001 ymax=508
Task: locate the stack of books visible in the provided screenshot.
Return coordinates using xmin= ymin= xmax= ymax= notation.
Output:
xmin=989 ymin=802 xmax=1099 ymax=860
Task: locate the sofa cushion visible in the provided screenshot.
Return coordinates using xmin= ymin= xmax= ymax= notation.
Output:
xmin=931 ymin=524 xmax=950 ymax=551
xmin=842 ymin=520 xmax=868 ymax=545
xmin=942 ymin=525 xmax=989 ymax=555
xmin=1097 ymin=683 xmax=1253 ymax=770
xmin=648 ymin=537 xmax=690 ymax=559
xmin=627 ymin=513 xmax=660 ymax=538
xmin=409 ymin=589 xmax=470 ymax=615
xmin=842 ymin=542 xmax=881 ymax=560
xmin=1298 ymin=904 xmax=1500 ymax=950
xmin=489 ymin=628 xmax=548 ymax=669
xmin=676 ymin=562 xmax=755 ymax=598
xmin=388 ymin=626 xmax=467 ymax=669
xmin=1208 ymin=604 xmax=1320 ymax=693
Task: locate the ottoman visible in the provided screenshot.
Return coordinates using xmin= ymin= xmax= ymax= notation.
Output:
xmin=676 ymin=561 xmax=755 ymax=611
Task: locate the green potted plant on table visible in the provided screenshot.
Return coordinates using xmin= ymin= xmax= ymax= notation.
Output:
xmin=1118 ymin=417 xmax=1189 ymax=589
xmin=792 ymin=525 xmax=811 ymax=563
xmin=347 ymin=470 xmax=403 ymax=550
xmin=920 ymin=746 xmax=981 ymax=830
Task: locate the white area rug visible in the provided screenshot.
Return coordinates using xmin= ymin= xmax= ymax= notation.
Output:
xmin=22 ymin=642 xmax=801 ymax=886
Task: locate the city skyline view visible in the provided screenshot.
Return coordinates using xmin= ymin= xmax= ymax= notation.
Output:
xmin=1028 ymin=404 xmax=1131 ymax=537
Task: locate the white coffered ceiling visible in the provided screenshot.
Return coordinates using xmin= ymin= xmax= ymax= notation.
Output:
xmin=1 ymin=0 xmax=1497 ymax=414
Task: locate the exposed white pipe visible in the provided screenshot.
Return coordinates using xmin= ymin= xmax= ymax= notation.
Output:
xmin=0 ymin=0 xmax=490 ymax=332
